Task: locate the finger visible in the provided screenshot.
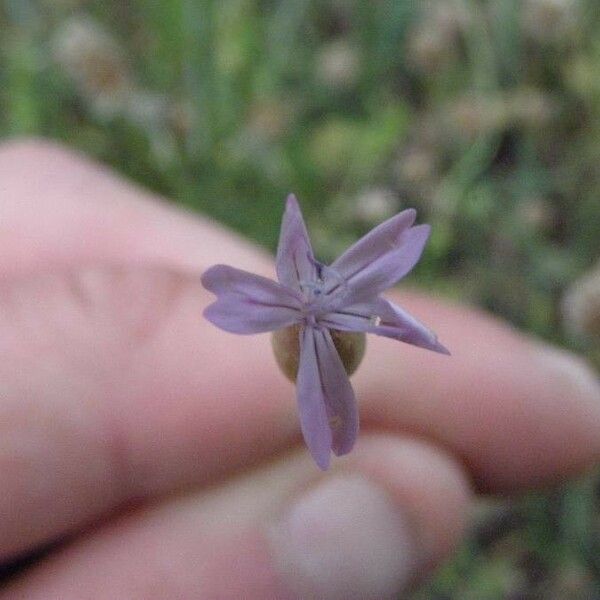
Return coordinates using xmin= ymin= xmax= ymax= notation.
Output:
xmin=2 ymin=142 xmax=599 ymax=492
xmin=356 ymin=291 xmax=600 ymax=492
xmin=0 ymin=139 xmax=273 ymax=277
xmin=0 ymin=138 xmax=600 ymax=536
xmin=0 ymin=435 xmax=471 ymax=600
xmin=3 ymin=266 xmax=597 ymax=569
xmin=0 ymin=265 xmax=296 ymax=560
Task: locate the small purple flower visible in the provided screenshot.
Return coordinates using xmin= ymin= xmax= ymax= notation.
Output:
xmin=201 ymin=195 xmax=448 ymax=469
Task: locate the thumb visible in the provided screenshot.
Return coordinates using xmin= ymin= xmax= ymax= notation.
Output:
xmin=1 ymin=435 xmax=471 ymax=600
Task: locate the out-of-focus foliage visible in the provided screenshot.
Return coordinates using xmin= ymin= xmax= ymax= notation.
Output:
xmin=1 ymin=0 xmax=599 ymax=597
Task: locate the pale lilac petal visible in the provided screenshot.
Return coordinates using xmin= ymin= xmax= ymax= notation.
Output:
xmin=313 ymin=328 xmax=359 ymax=456
xmin=321 ymin=297 xmax=450 ymax=355
xmin=204 ymin=298 xmax=301 ymax=334
xmin=340 ymin=224 xmax=431 ymax=305
xmin=297 ymin=326 xmax=333 ymax=469
xmin=331 ymin=208 xmax=416 ymax=279
xmin=201 ymin=265 xmax=302 ymax=334
xmin=276 ymin=194 xmax=317 ymax=291
xmin=202 ymin=264 xmax=302 ymax=307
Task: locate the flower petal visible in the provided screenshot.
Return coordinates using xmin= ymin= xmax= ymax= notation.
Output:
xmin=202 ymin=264 xmax=302 ymax=307
xmin=322 ymin=297 xmax=450 ymax=355
xmin=203 ymin=298 xmax=301 ymax=334
xmin=296 ymin=326 xmax=359 ymax=468
xmin=296 ymin=326 xmax=333 ymax=469
xmin=313 ymin=328 xmax=359 ymax=456
xmin=340 ymin=224 xmax=431 ymax=305
xmin=331 ymin=208 xmax=416 ymax=279
xmin=276 ymin=194 xmax=317 ymax=291
xmin=201 ymin=265 xmax=302 ymax=334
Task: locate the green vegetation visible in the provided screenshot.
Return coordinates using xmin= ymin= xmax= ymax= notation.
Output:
xmin=1 ymin=1 xmax=599 ymax=597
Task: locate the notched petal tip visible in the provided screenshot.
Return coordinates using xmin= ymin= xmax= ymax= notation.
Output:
xmin=314 ymin=451 xmax=331 ymax=471
xmin=202 ymin=301 xmax=242 ymax=334
xmin=401 ymin=207 xmax=418 ymax=222
xmin=203 ymin=296 xmax=300 ymax=334
xmin=335 ymin=219 xmax=434 ymax=305
xmin=331 ymin=208 xmax=420 ymax=281
xmin=200 ymin=264 xmax=225 ymax=292
xmin=407 ymin=224 xmax=431 ymax=252
xmin=202 ymin=301 xmax=224 ymax=327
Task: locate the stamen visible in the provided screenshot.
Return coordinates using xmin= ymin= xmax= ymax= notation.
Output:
xmin=299 ymin=279 xmax=324 ymax=295
xmin=370 ymin=315 xmax=382 ymax=326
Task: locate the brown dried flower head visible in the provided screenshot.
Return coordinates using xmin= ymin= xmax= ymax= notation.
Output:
xmin=563 ymin=261 xmax=600 ymax=340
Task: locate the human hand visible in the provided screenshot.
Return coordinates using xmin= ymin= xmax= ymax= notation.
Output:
xmin=0 ymin=140 xmax=598 ymax=600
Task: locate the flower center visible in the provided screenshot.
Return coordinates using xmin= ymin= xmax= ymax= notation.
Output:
xmin=299 ymin=263 xmax=349 ymax=319
xmin=300 ymin=278 xmax=325 ymax=299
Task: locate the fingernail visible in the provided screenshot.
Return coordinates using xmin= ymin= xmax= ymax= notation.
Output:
xmin=270 ymin=475 xmax=417 ymax=600
xmin=538 ymin=347 xmax=600 ymax=403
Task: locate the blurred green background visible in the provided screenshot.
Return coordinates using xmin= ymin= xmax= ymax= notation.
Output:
xmin=1 ymin=0 xmax=600 ymax=597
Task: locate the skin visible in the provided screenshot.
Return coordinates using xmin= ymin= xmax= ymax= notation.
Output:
xmin=0 ymin=139 xmax=599 ymax=598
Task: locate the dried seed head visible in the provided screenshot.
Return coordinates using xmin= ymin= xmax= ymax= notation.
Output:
xmin=522 ymin=0 xmax=579 ymax=43
xmin=506 ymin=89 xmax=556 ymax=128
xmin=563 ymin=262 xmax=600 ymax=340
xmin=52 ymin=17 xmax=131 ymax=101
xmin=316 ymin=39 xmax=360 ymax=89
xmin=516 ymin=197 xmax=555 ymax=232
xmin=407 ymin=2 xmax=470 ymax=73
xmin=446 ymin=89 xmax=554 ymax=140
xmin=447 ymin=96 xmax=509 ymax=139
xmin=396 ymin=145 xmax=438 ymax=186
xmin=352 ymin=188 xmax=397 ymax=225
xmin=247 ymin=100 xmax=291 ymax=141
xmin=271 ymin=325 xmax=366 ymax=382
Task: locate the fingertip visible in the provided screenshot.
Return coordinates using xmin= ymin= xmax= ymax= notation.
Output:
xmin=270 ymin=435 xmax=471 ymax=599
xmin=536 ymin=346 xmax=600 ymax=408
xmin=271 ymin=475 xmax=415 ymax=600
xmin=0 ymin=434 xmax=471 ymax=600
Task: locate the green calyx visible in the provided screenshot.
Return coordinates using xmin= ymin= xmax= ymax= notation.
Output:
xmin=271 ymin=325 xmax=366 ymax=382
